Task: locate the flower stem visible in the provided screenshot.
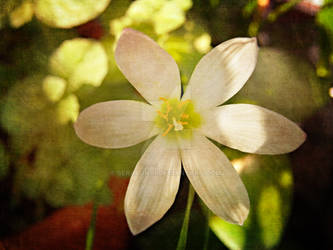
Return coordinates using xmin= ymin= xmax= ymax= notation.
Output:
xmin=176 ymin=183 xmax=195 ymax=250
xmin=85 ymin=202 xmax=99 ymax=250
xmin=203 ymin=207 xmax=211 ymax=250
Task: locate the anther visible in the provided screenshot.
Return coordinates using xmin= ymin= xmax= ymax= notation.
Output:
xmin=162 ymin=124 xmax=173 ymax=136
xmin=159 ymin=97 xmax=168 ymax=102
xmin=181 ymin=114 xmax=189 ymax=119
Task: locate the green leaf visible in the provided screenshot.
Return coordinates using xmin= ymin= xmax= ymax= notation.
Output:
xmin=9 ymin=0 xmax=33 ymax=28
xmin=154 ymin=1 xmax=186 ymax=35
xmin=210 ymin=216 xmax=246 ymax=250
xmin=110 ymin=0 xmax=192 ymax=37
xmin=173 ymin=0 xmax=192 ymax=11
xmin=126 ymin=0 xmax=164 ymax=23
xmin=49 ymin=38 xmax=108 ymax=91
xmin=56 ymin=94 xmax=80 ymax=124
xmin=15 ymin=124 xmax=113 ymax=207
xmin=210 ymin=155 xmax=293 ymax=250
xmin=34 ymin=0 xmax=111 ymax=28
xmin=0 ymin=0 xmax=24 ymax=29
xmin=1 ymin=75 xmax=50 ymax=138
xmin=42 ymin=75 xmax=66 ymax=102
xmin=1 ymin=77 xmax=113 ymax=206
xmin=317 ymin=6 xmax=333 ymax=33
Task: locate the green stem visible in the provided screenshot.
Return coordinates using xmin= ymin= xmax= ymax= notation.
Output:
xmin=85 ymin=202 xmax=99 ymax=250
xmin=176 ymin=183 xmax=195 ymax=250
xmin=267 ymin=0 xmax=302 ymax=22
xmin=203 ymin=207 xmax=211 ymax=250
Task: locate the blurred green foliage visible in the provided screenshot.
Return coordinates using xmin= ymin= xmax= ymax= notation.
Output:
xmin=0 ymin=141 xmax=9 ymax=179
xmin=229 ymin=47 xmax=327 ymax=123
xmin=1 ymin=0 xmax=210 ymax=208
xmin=210 ymin=155 xmax=293 ymax=250
xmin=0 ymin=0 xmax=332 ymax=248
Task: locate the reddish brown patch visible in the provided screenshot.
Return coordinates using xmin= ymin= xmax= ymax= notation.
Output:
xmin=77 ymin=20 xmax=104 ymax=40
xmin=1 ymin=176 xmax=130 ymax=250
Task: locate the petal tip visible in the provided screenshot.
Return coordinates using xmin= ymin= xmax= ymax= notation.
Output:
xmin=120 ymin=27 xmax=137 ymax=36
xmin=294 ymin=127 xmax=307 ymax=150
xmin=225 ymin=196 xmax=250 ymax=225
xmin=125 ymin=210 xmax=152 ymax=235
xmin=301 ymin=129 xmax=307 ymax=142
xmin=250 ymin=36 xmax=257 ymax=43
xmin=228 ymin=206 xmax=249 ymax=226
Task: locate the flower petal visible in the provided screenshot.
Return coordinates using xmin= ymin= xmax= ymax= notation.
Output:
xmin=201 ymin=104 xmax=306 ymax=154
xmin=125 ymin=135 xmax=181 ymax=235
xmin=180 ymin=134 xmax=249 ymax=225
xmin=182 ymin=37 xmax=258 ymax=110
xmin=74 ymin=100 xmax=158 ymax=149
xmin=115 ymin=28 xmax=181 ymax=105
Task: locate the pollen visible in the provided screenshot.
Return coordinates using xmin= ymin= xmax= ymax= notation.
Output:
xmin=155 ymin=97 xmax=202 ymax=139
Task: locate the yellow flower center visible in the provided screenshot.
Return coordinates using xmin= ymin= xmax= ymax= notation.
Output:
xmin=155 ymin=97 xmax=201 ymax=139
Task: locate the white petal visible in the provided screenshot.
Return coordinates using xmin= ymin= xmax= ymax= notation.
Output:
xmin=125 ymin=135 xmax=181 ymax=234
xmin=74 ymin=100 xmax=158 ymax=149
xmin=201 ymin=104 xmax=306 ymax=154
xmin=180 ymin=134 xmax=249 ymax=225
xmin=115 ymin=28 xmax=181 ymax=105
xmin=182 ymin=37 xmax=258 ymax=110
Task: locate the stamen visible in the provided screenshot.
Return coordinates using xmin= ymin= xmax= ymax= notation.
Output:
xmin=162 ymin=124 xmax=173 ymax=136
xmin=178 ymin=99 xmax=190 ymax=108
xmin=181 ymin=114 xmax=189 ymax=119
xmin=159 ymin=97 xmax=168 ymax=102
xmin=179 ymin=121 xmax=188 ymax=125
xmin=166 ymin=103 xmax=171 ymax=114
xmin=157 ymin=110 xmax=168 ymax=121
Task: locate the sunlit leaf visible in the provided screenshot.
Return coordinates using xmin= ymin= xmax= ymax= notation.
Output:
xmin=257 ymin=186 xmax=283 ymax=247
xmin=49 ymin=38 xmax=108 ymax=91
xmin=174 ymin=0 xmax=192 ymax=11
xmin=42 ymin=75 xmax=66 ymax=102
xmin=193 ymin=33 xmax=211 ymax=54
xmin=110 ymin=0 xmax=192 ymax=37
xmin=154 ymin=1 xmax=186 ymax=35
xmin=127 ymin=0 xmax=163 ymax=23
xmin=56 ymin=94 xmax=79 ymax=124
xmin=34 ymin=0 xmax=111 ymax=28
xmin=210 ymin=216 xmax=246 ymax=250
xmin=210 ymin=155 xmax=293 ymax=250
xmin=9 ymin=0 xmax=33 ymax=28
xmin=317 ymin=6 xmax=333 ymax=33
xmin=0 ymin=0 xmax=23 ymax=29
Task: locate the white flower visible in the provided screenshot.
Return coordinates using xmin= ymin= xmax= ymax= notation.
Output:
xmin=74 ymin=28 xmax=306 ymax=235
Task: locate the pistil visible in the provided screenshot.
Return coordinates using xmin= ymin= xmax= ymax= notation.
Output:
xmin=155 ymin=97 xmax=201 ymax=138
